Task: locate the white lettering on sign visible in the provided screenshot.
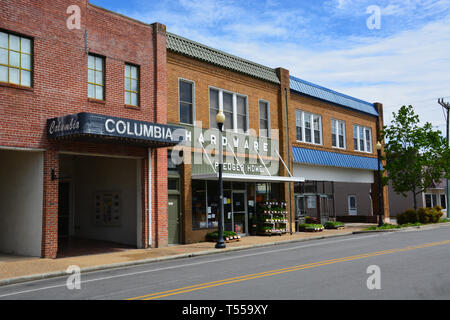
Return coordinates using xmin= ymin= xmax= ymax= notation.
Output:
xmin=104 ymin=119 xmax=173 ymax=141
xmin=116 ymin=120 xmax=126 ymax=134
xmin=105 ymin=119 xmax=115 ymax=133
xmin=48 ymin=118 xmax=80 ymax=135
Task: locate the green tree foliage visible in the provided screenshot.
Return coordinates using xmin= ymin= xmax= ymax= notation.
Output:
xmin=381 ymin=105 xmax=450 ymax=210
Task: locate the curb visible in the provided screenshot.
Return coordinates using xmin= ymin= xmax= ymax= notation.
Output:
xmin=0 ymin=231 xmax=356 ymax=287
xmin=353 ymin=221 xmax=450 ymax=234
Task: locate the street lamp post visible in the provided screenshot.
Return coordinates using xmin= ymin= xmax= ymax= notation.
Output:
xmin=376 ymin=141 xmax=384 ymax=227
xmin=215 ymin=110 xmax=226 ymax=249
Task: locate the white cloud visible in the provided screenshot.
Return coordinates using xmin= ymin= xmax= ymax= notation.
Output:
xmin=120 ymin=0 xmax=450 ymax=131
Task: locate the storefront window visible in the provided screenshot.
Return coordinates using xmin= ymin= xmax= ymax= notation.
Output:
xmin=192 ymin=180 xmax=207 ymax=229
xmin=206 ymin=181 xmax=219 ymax=229
xmin=294 ymin=181 xmax=335 ymax=225
xmin=192 ymin=180 xmax=221 ymax=229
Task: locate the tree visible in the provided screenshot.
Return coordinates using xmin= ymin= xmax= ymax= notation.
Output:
xmin=381 ymin=105 xmax=449 ymax=210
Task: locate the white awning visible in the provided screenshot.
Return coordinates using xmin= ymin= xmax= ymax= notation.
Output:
xmin=192 ymin=173 xmax=305 ymax=183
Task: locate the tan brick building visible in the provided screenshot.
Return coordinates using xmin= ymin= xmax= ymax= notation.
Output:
xmin=166 ymin=33 xmax=389 ymax=244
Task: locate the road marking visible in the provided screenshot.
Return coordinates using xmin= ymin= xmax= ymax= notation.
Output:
xmin=0 ymin=234 xmax=379 ymax=298
xmin=128 ymin=239 xmax=450 ymax=300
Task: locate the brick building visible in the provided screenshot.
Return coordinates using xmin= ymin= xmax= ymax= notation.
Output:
xmin=166 ymin=33 xmax=389 ymax=244
xmin=1 ymin=1 xmax=390 ymax=256
xmin=0 ymin=0 xmax=182 ymax=258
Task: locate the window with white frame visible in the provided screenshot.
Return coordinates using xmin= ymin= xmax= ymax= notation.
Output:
xmin=440 ymin=194 xmax=447 ymax=209
xmin=259 ymin=100 xmax=270 ymax=137
xmin=179 ymin=79 xmax=194 ymax=124
xmin=425 ymin=194 xmax=437 ymax=208
xmin=209 ymin=87 xmax=248 ymax=133
xmin=331 ymin=119 xmax=346 ymax=149
xmin=296 ymin=110 xmax=322 ymax=145
xmin=353 ymin=124 xmax=372 ymax=153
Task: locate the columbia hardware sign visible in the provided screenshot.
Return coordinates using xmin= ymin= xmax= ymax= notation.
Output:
xmin=47 ymin=113 xmax=186 ymax=145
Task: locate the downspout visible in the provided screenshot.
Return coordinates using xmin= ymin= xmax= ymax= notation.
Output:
xmin=148 ymin=147 xmax=152 ymax=247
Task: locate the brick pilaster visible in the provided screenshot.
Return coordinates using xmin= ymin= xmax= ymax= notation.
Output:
xmin=42 ymin=150 xmax=59 ymax=258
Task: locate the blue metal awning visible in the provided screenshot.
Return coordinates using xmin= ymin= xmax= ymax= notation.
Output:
xmin=289 ymin=76 xmax=379 ymax=117
xmin=292 ymin=146 xmax=381 ymax=170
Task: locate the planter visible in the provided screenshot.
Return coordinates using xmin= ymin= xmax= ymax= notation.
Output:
xmin=298 ymin=223 xmax=324 ymax=232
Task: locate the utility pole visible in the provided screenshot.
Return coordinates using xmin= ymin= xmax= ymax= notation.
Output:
xmin=438 ymin=98 xmax=450 ymax=218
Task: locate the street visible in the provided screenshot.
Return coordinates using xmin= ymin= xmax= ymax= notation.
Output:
xmin=1 ymin=225 xmax=449 ymax=300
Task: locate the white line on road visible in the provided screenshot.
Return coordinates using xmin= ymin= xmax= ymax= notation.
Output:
xmin=0 ymin=234 xmax=381 ymax=298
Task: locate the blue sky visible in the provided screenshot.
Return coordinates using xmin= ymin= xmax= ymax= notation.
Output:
xmin=90 ymin=0 xmax=450 ymax=132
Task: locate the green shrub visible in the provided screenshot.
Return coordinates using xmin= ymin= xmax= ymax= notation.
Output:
xmin=205 ymin=230 xmax=237 ymax=240
xmin=396 ymin=209 xmax=418 ymax=225
xmin=415 ymin=207 xmax=443 ymax=224
xmin=298 ymin=223 xmax=324 ymax=231
xmin=431 ymin=207 xmax=443 ymax=223
xmin=324 ymin=221 xmax=344 ymax=229
xmin=366 ymin=224 xmax=401 ymax=231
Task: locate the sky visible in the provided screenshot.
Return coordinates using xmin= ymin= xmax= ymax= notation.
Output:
xmin=90 ymin=0 xmax=450 ymax=133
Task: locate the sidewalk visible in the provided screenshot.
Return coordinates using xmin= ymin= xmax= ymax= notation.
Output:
xmin=0 ymin=224 xmax=372 ymax=286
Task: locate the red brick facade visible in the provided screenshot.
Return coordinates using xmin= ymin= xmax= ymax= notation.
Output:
xmin=0 ymin=0 xmax=169 ymax=257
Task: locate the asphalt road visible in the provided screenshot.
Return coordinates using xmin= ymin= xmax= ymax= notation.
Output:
xmin=1 ymin=225 xmax=450 ymax=300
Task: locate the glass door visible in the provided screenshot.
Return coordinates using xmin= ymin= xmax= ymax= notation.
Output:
xmin=295 ymin=195 xmax=306 ymax=223
xmin=232 ymin=191 xmax=247 ymax=235
xmin=224 ymin=190 xmax=233 ymax=232
xmin=319 ymin=195 xmax=330 ymax=223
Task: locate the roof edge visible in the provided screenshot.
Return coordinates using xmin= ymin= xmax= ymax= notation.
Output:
xmin=289 ymin=75 xmax=374 ymax=107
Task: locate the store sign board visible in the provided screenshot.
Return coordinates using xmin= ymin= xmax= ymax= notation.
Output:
xmin=173 ymin=124 xmax=281 ymax=176
xmin=47 ymin=113 xmax=186 ymax=145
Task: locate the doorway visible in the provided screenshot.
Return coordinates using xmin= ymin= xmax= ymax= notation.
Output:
xmin=223 ymin=189 xmax=248 ymax=235
xmin=168 ymin=194 xmax=181 ymax=244
xmin=348 ymin=195 xmax=357 ymax=215
xmin=232 ymin=190 xmax=247 ymax=235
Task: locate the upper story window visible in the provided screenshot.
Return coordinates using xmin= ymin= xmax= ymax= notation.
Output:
xmin=353 ymin=124 xmax=372 ymax=153
xmin=259 ymin=100 xmax=270 ymax=137
xmin=209 ymin=87 xmax=248 ymax=133
xmin=331 ymin=119 xmax=346 ymax=149
xmin=0 ymin=31 xmax=32 ymax=87
xmin=179 ymin=79 xmax=194 ymax=124
xmin=88 ymin=54 xmax=104 ymax=100
xmin=124 ymin=64 xmax=139 ymax=106
xmin=296 ymin=109 xmax=322 ymax=145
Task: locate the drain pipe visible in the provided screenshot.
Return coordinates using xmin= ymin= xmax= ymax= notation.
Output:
xmin=148 ymin=147 xmax=152 ymax=247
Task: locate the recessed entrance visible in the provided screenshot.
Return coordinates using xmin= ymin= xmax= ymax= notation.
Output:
xmin=57 ymin=153 xmax=142 ymax=257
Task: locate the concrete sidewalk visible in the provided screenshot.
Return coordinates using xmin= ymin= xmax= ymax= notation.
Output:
xmin=0 ymin=224 xmax=372 ymax=286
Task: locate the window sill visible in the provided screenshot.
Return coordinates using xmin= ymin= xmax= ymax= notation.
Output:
xmin=124 ymin=104 xmax=140 ymax=110
xmin=296 ymin=140 xmax=323 ymax=147
xmin=354 ymin=150 xmax=374 ymax=154
xmin=88 ymin=98 xmax=106 ymax=105
xmin=0 ymin=82 xmax=34 ymax=92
